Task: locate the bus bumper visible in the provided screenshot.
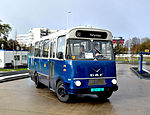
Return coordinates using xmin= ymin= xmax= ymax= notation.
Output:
xmin=67 ymin=85 xmax=118 ymax=94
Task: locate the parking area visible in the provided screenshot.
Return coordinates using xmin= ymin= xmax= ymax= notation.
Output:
xmin=0 ymin=64 xmax=150 ymax=115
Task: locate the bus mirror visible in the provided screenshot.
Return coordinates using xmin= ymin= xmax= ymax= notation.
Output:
xmin=57 ymin=52 xmax=63 ymax=59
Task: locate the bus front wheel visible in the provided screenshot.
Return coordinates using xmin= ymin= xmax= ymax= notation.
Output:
xmin=56 ymin=81 xmax=71 ymax=102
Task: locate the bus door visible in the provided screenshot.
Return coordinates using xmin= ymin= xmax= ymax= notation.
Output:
xmin=49 ymin=41 xmax=56 ymax=89
xmin=40 ymin=40 xmax=50 ymax=86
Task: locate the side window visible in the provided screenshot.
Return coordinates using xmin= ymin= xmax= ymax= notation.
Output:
xmin=53 ymin=42 xmax=56 ymax=58
xmin=50 ymin=42 xmax=53 ymax=58
xmin=34 ymin=42 xmax=40 ymax=57
xmin=57 ymin=36 xmax=66 ymax=59
xmin=29 ymin=45 xmax=34 ymax=56
xmin=39 ymin=41 xmax=43 ymax=57
xmin=42 ymin=40 xmax=49 ymax=57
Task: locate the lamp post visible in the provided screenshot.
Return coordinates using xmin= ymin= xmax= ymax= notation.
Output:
xmin=67 ymin=11 xmax=71 ymax=29
xmin=128 ymin=35 xmax=131 ymax=63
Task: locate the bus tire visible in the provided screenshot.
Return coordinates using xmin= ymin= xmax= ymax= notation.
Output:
xmin=96 ymin=91 xmax=113 ymax=100
xmin=35 ymin=73 xmax=44 ymax=88
xmin=56 ymin=80 xmax=71 ymax=102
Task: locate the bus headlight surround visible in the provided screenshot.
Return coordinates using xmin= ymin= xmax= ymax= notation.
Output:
xmin=75 ymin=80 xmax=81 ymax=87
xmin=112 ymin=79 xmax=117 ymax=85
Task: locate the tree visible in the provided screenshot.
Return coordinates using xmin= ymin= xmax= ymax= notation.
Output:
xmin=113 ymin=43 xmax=125 ymax=55
xmin=0 ymin=20 xmax=12 ymax=49
xmin=0 ymin=20 xmax=11 ymax=41
xmin=138 ymin=40 xmax=150 ymax=52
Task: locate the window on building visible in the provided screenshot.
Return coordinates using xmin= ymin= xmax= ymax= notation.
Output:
xmin=14 ymin=55 xmax=20 ymax=61
xmin=22 ymin=55 xmax=27 ymax=60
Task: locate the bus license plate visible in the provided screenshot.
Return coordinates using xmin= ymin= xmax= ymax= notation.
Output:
xmin=91 ymin=88 xmax=104 ymax=92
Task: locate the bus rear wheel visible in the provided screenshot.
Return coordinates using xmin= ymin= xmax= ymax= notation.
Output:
xmin=35 ymin=73 xmax=44 ymax=88
xmin=56 ymin=81 xmax=71 ymax=102
xmin=96 ymin=91 xmax=113 ymax=100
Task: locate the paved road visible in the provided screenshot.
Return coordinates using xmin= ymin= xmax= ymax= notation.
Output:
xmin=0 ymin=64 xmax=150 ymax=115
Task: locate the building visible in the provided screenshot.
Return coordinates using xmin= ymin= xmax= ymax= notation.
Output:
xmin=113 ymin=37 xmax=124 ymax=48
xmin=0 ymin=50 xmax=28 ymax=68
xmin=16 ymin=34 xmax=32 ymax=47
xmin=16 ymin=28 xmax=57 ymax=47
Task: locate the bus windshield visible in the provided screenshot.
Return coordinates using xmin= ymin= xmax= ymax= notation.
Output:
xmin=66 ymin=39 xmax=114 ymax=60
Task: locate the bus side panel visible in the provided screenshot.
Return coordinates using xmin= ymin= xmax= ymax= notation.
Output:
xmin=39 ymin=58 xmax=50 ymax=86
xmin=50 ymin=59 xmax=68 ymax=91
xmin=34 ymin=58 xmax=39 ymax=73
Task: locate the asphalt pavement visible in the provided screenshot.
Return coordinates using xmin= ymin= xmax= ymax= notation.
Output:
xmin=0 ymin=64 xmax=150 ymax=115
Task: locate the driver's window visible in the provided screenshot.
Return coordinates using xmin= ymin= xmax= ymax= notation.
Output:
xmin=93 ymin=41 xmax=101 ymax=52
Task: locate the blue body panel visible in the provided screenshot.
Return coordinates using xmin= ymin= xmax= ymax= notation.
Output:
xmin=29 ymin=57 xmax=117 ymax=94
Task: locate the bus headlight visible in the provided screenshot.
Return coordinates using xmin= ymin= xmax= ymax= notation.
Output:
xmin=75 ymin=80 xmax=81 ymax=87
xmin=112 ymin=79 xmax=117 ymax=85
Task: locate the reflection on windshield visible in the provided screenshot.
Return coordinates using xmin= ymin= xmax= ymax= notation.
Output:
xmin=66 ymin=39 xmax=114 ymax=60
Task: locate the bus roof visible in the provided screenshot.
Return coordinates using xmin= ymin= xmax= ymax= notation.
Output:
xmin=40 ymin=26 xmax=113 ymax=41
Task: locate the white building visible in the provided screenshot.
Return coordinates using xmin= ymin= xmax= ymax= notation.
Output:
xmin=16 ymin=28 xmax=57 ymax=47
xmin=16 ymin=34 xmax=32 ymax=47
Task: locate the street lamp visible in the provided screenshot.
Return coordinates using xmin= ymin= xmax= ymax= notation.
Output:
xmin=128 ymin=35 xmax=131 ymax=63
xmin=67 ymin=11 xmax=71 ymax=29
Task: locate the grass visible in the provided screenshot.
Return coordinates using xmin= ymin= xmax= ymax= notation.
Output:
xmin=0 ymin=68 xmax=28 ymax=71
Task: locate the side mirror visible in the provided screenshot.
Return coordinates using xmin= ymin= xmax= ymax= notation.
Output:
xmin=57 ymin=52 xmax=63 ymax=59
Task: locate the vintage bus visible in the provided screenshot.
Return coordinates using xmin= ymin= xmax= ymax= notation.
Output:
xmin=28 ymin=27 xmax=118 ymax=102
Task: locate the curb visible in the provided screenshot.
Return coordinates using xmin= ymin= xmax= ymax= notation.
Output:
xmin=130 ymin=67 xmax=143 ymax=79
xmin=130 ymin=67 xmax=150 ymax=80
xmin=0 ymin=75 xmax=29 ymax=83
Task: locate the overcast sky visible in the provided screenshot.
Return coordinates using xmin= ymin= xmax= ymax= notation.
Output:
xmin=0 ymin=0 xmax=150 ymax=40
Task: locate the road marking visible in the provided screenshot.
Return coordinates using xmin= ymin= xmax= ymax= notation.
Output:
xmin=143 ymin=68 xmax=150 ymax=74
xmin=0 ymin=73 xmax=29 ymax=80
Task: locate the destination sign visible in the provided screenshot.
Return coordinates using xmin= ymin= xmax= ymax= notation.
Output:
xmin=76 ymin=30 xmax=107 ymax=39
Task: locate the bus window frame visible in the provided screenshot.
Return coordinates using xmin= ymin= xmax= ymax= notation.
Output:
xmin=34 ymin=41 xmax=40 ymax=57
xmin=93 ymin=40 xmax=114 ymax=60
xmin=49 ymin=38 xmax=57 ymax=59
xmin=39 ymin=41 xmax=44 ymax=57
xmin=65 ymin=38 xmax=114 ymax=60
xmin=42 ymin=39 xmax=49 ymax=58
xmin=57 ymin=35 xmax=66 ymax=60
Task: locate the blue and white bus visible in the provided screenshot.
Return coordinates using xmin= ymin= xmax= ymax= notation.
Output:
xmin=28 ymin=27 xmax=118 ymax=102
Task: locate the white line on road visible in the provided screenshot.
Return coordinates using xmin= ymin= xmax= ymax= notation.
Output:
xmin=143 ymin=68 xmax=150 ymax=74
xmin=0 ymin=73 xmax=29 ymax=80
